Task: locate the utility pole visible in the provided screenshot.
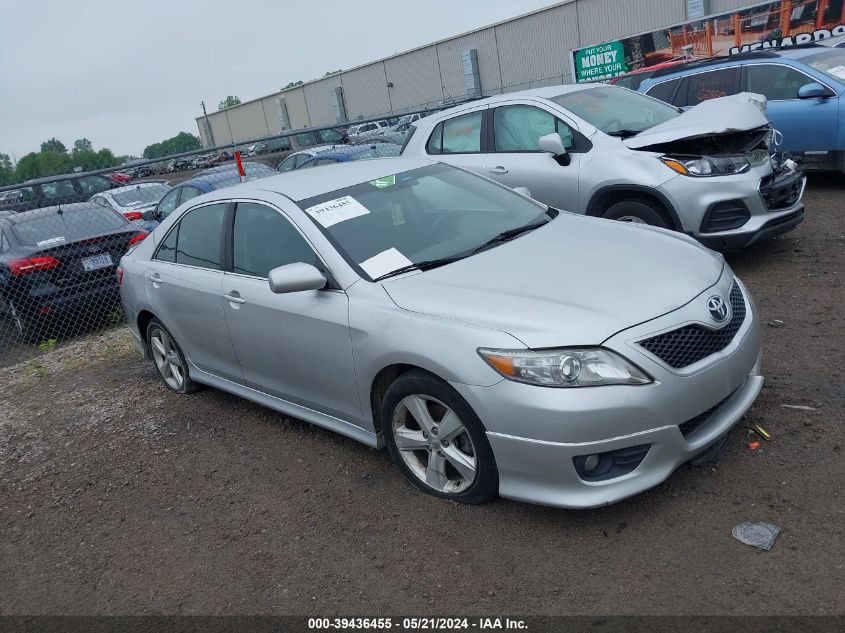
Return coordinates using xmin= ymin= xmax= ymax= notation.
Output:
xmin=200 ymin=101 xmax=215 ymax=147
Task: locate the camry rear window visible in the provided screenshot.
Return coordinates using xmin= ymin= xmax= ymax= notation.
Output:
xmin=12 ymin=207 xmax=127 ymax=246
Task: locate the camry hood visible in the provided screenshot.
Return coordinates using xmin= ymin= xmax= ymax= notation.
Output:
xmin=382 ymin=215 xmax=724 ymax=348
xmin=624 ymin=92 xmax=770 ymax=151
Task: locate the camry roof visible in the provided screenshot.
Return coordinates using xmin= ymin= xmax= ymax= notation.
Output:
xmin=202 ymin=157 xmax=434 ymax=202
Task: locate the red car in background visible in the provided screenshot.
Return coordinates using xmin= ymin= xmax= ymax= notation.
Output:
xmin=609 ymin=59 xmax=689 ymax=90
xmin=106 ymin=171 xmax=133 ymax=184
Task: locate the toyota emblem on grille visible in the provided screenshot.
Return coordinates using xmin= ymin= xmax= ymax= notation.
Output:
xmin=707 ymin=296 xmax=729 ymax=322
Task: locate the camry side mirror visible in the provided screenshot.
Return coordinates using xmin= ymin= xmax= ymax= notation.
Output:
xmin=268 ymin=263 xmax=327 ymax=294
xmin=797 ymin=82 xmax=827 ymax=99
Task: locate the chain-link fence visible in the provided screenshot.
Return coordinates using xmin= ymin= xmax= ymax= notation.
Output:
xmin=0 ymin=108 xmax=444 ymax=365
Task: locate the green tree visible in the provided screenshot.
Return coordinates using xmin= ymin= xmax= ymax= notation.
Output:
xmin=72 ymin=138 xmax=93 ymax=155
xmin=96 ymin=148 xmax=116 ymax=168
xmin=218 ymin=95 xmax=242 ymax=110
xmin=71 ymin=150 xmax=98 ymax=172
xmin=323 ymin=69 xmax=342 ymax=76
xmin=0 ymin=153 xmax=14 ymax=186
xmin=142 ymin=132 xmax=202 ymax=159
xmin=282 ymin=80 xmax=304 ymax=90
xmin=40 ymin=138 xmax=67 ymax=154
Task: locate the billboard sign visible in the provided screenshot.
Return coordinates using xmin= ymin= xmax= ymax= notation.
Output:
xmin=572 ymin=0 xmax=845 ymax=83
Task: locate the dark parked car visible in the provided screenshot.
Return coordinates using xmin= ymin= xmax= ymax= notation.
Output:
xmin=0 ymin=203 xmax=148 ymax=339
xmin=248 ymin=136 xmax=294 ymax=156
xmin=0 ymin=173 xmax=118 ymax=213
xmin=149 ymin=162 xmax=278 ymax=222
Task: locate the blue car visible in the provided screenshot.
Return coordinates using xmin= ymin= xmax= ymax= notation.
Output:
xmin=638 ymin=45 xmax=845 ymax=172
xmin=295 ymin=143 xmax=401 ymax=169
xmin=149 ymin=162 xmax=277 ymax=222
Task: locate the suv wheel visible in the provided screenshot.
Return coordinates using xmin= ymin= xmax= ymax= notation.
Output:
xmin=382 ymin=371 xmax=498 ymax=504
xmin=603 ymin=199 xmax=671 ymax=228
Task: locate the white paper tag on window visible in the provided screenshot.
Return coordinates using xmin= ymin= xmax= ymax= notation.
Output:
xmin=826 ymin=65 xmax=845 ymax=80
xmin=305 ymin=195 xmax=370 ymax=228
xmin=36 ymin=236 xmax=65 ymax=247
xmin=359 ymin=247 xmax=413 ymax=279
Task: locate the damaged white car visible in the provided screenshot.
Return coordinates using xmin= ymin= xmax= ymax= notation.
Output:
xmin=402 ymin=85 xmax=805 ymax=250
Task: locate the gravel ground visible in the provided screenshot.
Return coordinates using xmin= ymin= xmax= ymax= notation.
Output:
xmin=0 ymin=176 xmax=843 ymax=616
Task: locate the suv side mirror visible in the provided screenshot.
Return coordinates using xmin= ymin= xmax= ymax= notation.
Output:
xmin=797 ymin=82 xmax=826 ymax=99
xmin=268 ymin=263 xmax=327 ymax=294
xmin=538 ymin=133 xmax=566 ymax=156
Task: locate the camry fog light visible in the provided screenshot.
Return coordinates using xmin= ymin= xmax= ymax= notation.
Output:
xmin=583 ymin=454 xmax=600 ymax=472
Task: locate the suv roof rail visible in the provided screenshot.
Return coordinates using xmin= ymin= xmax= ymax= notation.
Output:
xmin=649 ymin=42 xmax=827 ymax=79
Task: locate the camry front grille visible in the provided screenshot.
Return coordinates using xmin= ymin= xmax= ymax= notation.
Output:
xmin=638 ymin=282 xmax=746 ymax=369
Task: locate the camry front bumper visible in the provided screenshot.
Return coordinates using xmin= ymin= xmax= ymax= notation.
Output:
xmin=480 ymin=359 xmax=761 ymax=509
xmin=451 ymin=275 xmax=762 ymax=509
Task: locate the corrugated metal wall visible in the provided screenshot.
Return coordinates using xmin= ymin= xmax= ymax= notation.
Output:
xmin=223 ymin=100 xmax=269 ymax=143
xmin=303 ymin=76 xmax=343 ymax=126
xmin=576 ymin=0 xmax=686 ymax=43
xmin=341 ymin=64 xmax=392 ymax=120
xmin=384 ymin=46 xmax=443 ymax=111
xmin=495 ymin=2 xmax=580 ymax=91
xmin=281 ymin=88 xmax=311 ymax=130
xmin=436 ymin=28 xmax=502 ymax=99
xmin=197 ymin=0 xmax=779 ymax=144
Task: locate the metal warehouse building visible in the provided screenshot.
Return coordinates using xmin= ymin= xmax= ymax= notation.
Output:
xmin=195 ymin=0 xmax=796 ymax=145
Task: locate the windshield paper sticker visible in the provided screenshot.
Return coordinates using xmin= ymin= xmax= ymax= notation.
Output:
xmin=826 ymin=65 xmax=845 ymax=80
xmin=305 ymin=195 xmax=370 ymax=228
xmin=359 ymin=248 xmax=412 ymax=279
xmin=369 ymin=175 xmax=396 ymax=188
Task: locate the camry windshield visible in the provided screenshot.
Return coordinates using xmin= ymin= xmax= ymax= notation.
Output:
xmin=296 ymin=164 xmax=552 ymax=281
xmin=802 ymin=49 xmax=845 ymax=83
xmin=551 ymin=86 xmax=679 ymax=135
xmin=112 ymin=184 xmax=171 ymax=208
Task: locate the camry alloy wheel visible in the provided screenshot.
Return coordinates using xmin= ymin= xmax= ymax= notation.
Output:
xmin=391 ymin=394 xmax=477 ymax=494
xmin=149 ymin=326 xmax=185 ymax=390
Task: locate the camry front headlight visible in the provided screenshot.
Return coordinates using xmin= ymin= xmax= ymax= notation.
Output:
xmin=661 ymin=155 xmax=750 ymax=177
xmin=477 ymin=347 xmax=652 ymax=388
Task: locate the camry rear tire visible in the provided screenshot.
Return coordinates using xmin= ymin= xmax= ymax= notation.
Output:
xmin=146 ymin=318 xmax=200 ymax=394
xmin=382 ymin=371 xmax=498 ymax=504
xmin=603 ymin=199 xmax=671 ymax=228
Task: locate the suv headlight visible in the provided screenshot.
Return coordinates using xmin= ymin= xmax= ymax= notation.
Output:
xmin=477 ymin=347 xmax=652 ymax=388
xmin=661 ymin=155 xmax=750 ymax=176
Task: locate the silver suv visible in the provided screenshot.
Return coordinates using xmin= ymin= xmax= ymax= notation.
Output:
xmin=402 ymin=84 xmax=805 ymax=250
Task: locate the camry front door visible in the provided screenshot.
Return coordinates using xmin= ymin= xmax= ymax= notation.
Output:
xmin=221 ymin=202 xmax=362 ymax=423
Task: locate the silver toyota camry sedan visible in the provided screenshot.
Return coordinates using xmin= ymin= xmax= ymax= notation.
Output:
xmin=119 ymin=157 xmax=763 ymax=509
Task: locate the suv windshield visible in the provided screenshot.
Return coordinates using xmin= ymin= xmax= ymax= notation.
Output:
xmin=551 ymin=86 xmax=679 ymax=135
xmin=802 ymin=48 xmax=845 ymax=83
xmin=296 ymin=164 xmax=551 ymax=280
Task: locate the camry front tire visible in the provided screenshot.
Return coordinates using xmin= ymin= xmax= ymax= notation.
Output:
xmin=382 ymin=371 xmax=498 ymax=504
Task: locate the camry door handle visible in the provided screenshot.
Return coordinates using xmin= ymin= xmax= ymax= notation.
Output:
xmin=149 ymin=273 xmax=163 ymax=287
xmin=222 ymin=292 xmax=245 ymax=305
xmin=488 ymin=166 xmax=508 ymax=175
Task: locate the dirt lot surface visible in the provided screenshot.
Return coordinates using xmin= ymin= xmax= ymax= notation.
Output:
xmin=1 ymin=176 xmax=843 ymax=616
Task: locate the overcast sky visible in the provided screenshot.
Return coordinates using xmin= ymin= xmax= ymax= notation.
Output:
xmin=0 ymin=1 xmax=559 ymax=160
